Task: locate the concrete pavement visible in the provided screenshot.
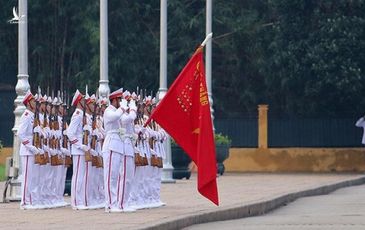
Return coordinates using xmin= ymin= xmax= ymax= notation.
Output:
xmin=185 ymin=184 xmax=365 ymax=230
xmin=0 ymin=173 xmax=365 ymax=230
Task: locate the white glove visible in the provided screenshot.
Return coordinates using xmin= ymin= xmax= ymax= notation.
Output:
xmin=90 ymin=149 xmax=97 ymax=156
xmin=33 ymin=126 xmax=42 ymax=134
xmin=81 ymin=145 xmax=90 ymax=152
xmin=56 ymin=130 xmax=62 ymax=138
xmin=50 ymin=130 xmax=56 ymax=138
xmin=83 ymin=125 xmax=91 ymax=133
xmin=97 ymin=130 xmax=105 ymax=139
xmin=43 ymin=126 xmax=51 ymax=137
xmin=49 ymin=148 xmax=57 ymax=156
xmin=140 ymin=127 xmax=147 ymax=135
xmin=123 ymin=90 xmax=130 ymax=99
xmin=120 ymin=99 xmax=128 ymax=111
xmin=129 ymin=99 xmax=137 ymax=111
xmin=43 ymin=145 xmax=49 ymax=153
xmin=61 ymin=147 xmax=70 ymax=156
xmin=92 ymin=129 xmax=100 ymax=137
xmin=25 ymin=145 xmax=38 ymax=154
xmin=62 ymin=130 xmax=67 ymax=136
xmin=38 ymin=148 xmax=44 ymax=154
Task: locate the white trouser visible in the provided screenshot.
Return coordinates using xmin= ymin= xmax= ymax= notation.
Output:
xmin=20 ymin=155 xmax=37 ymax=207
xmin=144 ymin=163 xmax=156 ymax=204
xmin=103 ymin=151 xmax=134 ymax=210
xmin=129 ymin=165 xmax=145 ymax=206
xmin=152 ymin=167 xmax=162 ymax=202
xmin=38 ymin=164 xmax=49 ymax=205
xmin=88 ymin=162 xmax=104 ymax=207
xmin=43 ymin=163 xmax=53 ymax=205
xmin=97 ymin=166 xmax=105 ymax=204
xmin=71 ymin=155 xmax=86 ymax=208
xmin=55 ymin=165 xmax=67 ymax=204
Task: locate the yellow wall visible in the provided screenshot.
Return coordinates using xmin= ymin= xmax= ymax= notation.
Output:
xmin=224 ymin=147 xmax=365 ymax=172
xmin=0 ymin=148 xmax=12 ymax=165
xmin=3 ymin=147 xmax=365 ymax=172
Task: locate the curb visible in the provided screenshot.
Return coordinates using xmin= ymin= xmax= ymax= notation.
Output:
xmin=139 ymin=176 xmax=365 ymax=230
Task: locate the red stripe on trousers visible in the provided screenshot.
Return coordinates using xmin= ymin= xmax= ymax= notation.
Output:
xmin=22 ymin=156 xmax=29 ymax=205
xmin=107 ymin=151 xmax=112 ymax=208
xmin=117 ymin=174 xmax=120 ymax=202
xmin=74 ymin=155 xmax=80 ymax=206
xmin=120 ymin=156 xmax=127 ymax=209
xmin=85 ymin=162 xmax=88 ymax=206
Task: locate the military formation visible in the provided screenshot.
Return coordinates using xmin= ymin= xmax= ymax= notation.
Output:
xmin=18 ymin=87 xmax=166 ymax=212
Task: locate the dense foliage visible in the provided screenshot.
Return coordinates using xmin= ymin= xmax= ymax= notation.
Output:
xmin=0 ymin=0 xmax=364 ymax=118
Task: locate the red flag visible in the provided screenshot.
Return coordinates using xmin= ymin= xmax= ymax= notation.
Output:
xmin=146 ymin=47 xmax=219 ymax=205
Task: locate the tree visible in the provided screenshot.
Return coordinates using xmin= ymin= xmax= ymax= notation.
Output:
xmin=262 ymin=0 xmax=365 ymax=117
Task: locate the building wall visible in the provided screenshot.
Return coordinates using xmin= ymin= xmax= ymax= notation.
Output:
xmin=0 ymin=147 xmax=12 ymax=165
xmin=225 ymin=147 xmax=365 ymax=172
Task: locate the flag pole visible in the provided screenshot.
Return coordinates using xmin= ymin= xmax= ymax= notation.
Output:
xmin=158 ymin=0 xmax=175 ymax=183
xmin=201 ymin=33 xmax=213 ymax=47
xmin=205 ymin=0 xmax=214 ymax=131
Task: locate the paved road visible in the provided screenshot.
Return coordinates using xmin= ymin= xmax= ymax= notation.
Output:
xmin=185 ymin=184 xmax=365 ymax=230
xmin=1 ymin=174 xmax=364 ymax=230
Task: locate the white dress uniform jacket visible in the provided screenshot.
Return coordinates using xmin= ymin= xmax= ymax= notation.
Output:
xmin=67 ymin=108 xmax=84 ymax=155
xmin=18 ymin=109 xmax=36 ymax=156
xmin=102 ymin=105 xmax=125 ymax=154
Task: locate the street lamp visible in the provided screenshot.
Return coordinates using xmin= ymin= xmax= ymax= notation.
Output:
xmin=10 ymin=0 xmax=30 ymax=201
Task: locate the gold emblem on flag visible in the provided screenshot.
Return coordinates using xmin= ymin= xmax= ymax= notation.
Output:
xmin=177 ymin=80 xmax=194 ymax=114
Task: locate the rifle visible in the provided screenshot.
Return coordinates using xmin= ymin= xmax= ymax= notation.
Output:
xmin=90 ymin=92 xmax=99 ymax=167
xmin=63 ymin=91 xmax=72 ymax=167
xmin=33 ymin=93 xmax=41 ymax=164
xmin=134 ymin=93 xmax=148 ymax=166
xmin=49 ymin=94 xmax=58 ymax=166
xmin=83 ymin=87 xmax=92 ymax=162
xmin=42 ymin=97 xmax=49 ymax=165
xmin=53 ymin=97 xmax=61 ymax=166
xmin=62 ymin=93 xmax=68 ymax=149
xmin=90 ymin=92 xmax=98 ymax=151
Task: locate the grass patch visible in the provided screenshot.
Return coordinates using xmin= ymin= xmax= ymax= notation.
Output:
xmin=0 ymin=164 xmax=5 ymax=181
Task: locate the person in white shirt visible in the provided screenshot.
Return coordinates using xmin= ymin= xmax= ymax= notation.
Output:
xmin=18 ymin=91 xmax=43 ymax=209
xmin=66 ymin=89 xmax=90 ymax=210
xmin=102 ymin=88 xmax=136 ymax=212
xmin=355 ymin=115 xmax=365 ymax=145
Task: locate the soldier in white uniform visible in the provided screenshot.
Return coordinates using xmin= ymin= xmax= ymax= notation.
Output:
xmin=95 ymin=98 xmax=107 ymax=205
xmin=59 ymin=98 xmax=71 ymax=207
xmin=44 ymin=96 xmax=56 ymax=208
xmin=18 ymin=91 xmax=43 ymax=209
xmin=102 ymin=88 xmax=136 ymax=212
xmin=37 ymin=94 xmax=48 ymax=208
xmin=85 ymin=94 xmax=104 ymax=209
xmin=93 ymin=98 xmax=106 ymax=207
xmin=119 ymin=91 xmax=138 ymax=209
xmin=66 ymin=90 xmax=90 ymax=210
xmin=128 ymin=93 xmax=148 ymax=209
xmin=54 ymin=97 xmax=68 ymax=207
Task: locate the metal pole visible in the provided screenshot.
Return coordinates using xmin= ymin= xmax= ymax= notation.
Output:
xmin=206 ymin=0 xmax=214 ymax=124
xmin=99 ymin=0 xmax=110 ymax=99
xmin=10 ymin=0 xmax=30 ymax=201
xmin=158 ymin=0 xmax=175 ymax=183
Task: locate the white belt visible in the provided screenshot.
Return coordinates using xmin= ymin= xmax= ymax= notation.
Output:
xmin=106 ymin=129 xmax=119 ymax=135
